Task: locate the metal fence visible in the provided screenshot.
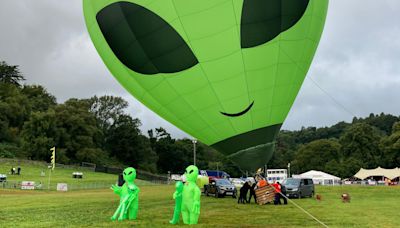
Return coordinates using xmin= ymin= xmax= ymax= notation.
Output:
xmin=0 ymin=180 xmax=161 ymax=191
xmin=1 ymin=158 xmax=171 ymax=188
xmin=95 ymin=165 xmax=170 ymax=184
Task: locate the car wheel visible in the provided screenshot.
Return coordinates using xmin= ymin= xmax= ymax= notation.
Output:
xmin=205 ymin=189 xmax=209 ymax=196
xmin=298 ymin=192 xmax=301 ymax=199
xmin=232 ymin=193 xmax=236 ymax=199
xmin=215 ymin=192 xmax=219 ymax=198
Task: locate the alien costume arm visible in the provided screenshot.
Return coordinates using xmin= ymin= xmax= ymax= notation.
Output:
xmin=192 ymin=186 xmax=201 ymax=215
xmin=111 ymin=185 xmax=122 ymax=195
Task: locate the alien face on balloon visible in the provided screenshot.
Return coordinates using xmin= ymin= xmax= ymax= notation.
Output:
xmin=84 ymin=0 xmax=328 ymax=171
xmin=123 ymin=167 xmax=136 ymax=182
xmin=184 ymin=165 xmax=199 ymax=183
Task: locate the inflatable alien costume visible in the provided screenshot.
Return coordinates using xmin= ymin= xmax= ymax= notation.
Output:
xmin=111 ymin=167 xmax=140 ymax=221
xmin=181 ymin=165 xmax=201 ymax=225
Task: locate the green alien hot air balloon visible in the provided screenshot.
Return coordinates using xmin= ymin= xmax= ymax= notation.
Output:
xmin=83 ymin=0 xmax=328 ymax=172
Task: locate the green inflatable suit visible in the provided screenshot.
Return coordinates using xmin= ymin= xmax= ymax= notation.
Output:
xmin=181 ymin=165 xmax=201 ymax=225
xmin=111 ymin=167 xmax=140 ymax=221
xmin=83 ymin=0 xmax=328 ymax=172
xmin=170 ymin=181 xmax=183 ymax=224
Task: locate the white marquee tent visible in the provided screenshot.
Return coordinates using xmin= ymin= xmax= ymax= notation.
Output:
xmin=293 ymin=170 xmax=341 ymax=186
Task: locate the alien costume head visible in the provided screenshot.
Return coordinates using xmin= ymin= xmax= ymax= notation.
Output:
xmin=123 ymin=167 xmax=137 ymax=182
xmin=184 ymin=165 xmax=199 ymax=183
xmin=83 ymin=0 xmax=328 ymax=171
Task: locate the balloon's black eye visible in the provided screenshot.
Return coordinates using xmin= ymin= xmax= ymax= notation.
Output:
xmin=123 ymin=172 xmax=126 ymax=175
xmin=96 ymin=1 xmax=198 ymax=75
xmin=241 ymin=0 xmax=309 ymax=48
xmin=128 ymin=171 xmax=133 ymax=175
xmin=189 ymin=170 xmax=194 ymax=174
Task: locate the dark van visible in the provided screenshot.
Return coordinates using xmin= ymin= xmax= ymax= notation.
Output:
xmin=282 ymin=178 xmax=314 ymax=198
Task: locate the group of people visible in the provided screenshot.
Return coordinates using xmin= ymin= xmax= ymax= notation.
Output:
xmin=10 ymin=166 xmax=21 ymax=175
xmin=238 ymin=174 xmax=288 ymax=205
xmin=237 ymin=181 xmax=257 ymax=204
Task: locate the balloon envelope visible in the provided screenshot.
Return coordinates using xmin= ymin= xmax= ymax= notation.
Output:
xmin=83 ymin=0 xmax=328 ymax=171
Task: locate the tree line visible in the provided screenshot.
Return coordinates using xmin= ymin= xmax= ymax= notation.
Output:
xmin=1 ymin=61 xmax=399 ymax=178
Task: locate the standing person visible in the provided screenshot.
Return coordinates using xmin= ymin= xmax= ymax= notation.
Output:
xmin=279 ymin=182 xmax=287 ymax=205
xmin=272 ymin=181 xmax=282 ymax=205
xmin=17 ymin=166 xmax=21 ymax=175
xmin=248 ymin=182 xmax=257 ymax=203
xmin=10 ymin=167 xmax=14 ymax=175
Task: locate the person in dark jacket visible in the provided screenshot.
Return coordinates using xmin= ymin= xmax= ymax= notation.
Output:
xmin=248 ymin=182 xmax=257 ymax=203
xmin=280 ymin=182 xmax=287 ymax=205
xmin=238 ymin=182 xmax=250 ymax=204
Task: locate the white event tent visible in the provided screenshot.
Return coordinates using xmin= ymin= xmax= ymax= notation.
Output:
xmin=293 ymin=170 xmax=341 ymax=186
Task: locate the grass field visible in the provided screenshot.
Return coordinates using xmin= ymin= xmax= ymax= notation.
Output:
xmin=0 ymin=160 xmax=149 ymax=189
xmin=1 ymin=185 xmax=400 ymax=227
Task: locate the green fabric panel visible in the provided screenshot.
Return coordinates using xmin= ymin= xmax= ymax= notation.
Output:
xmin=200 ymin=51 xmax=244 ymax=83
xmin=83 ymin=0 xmax=329 ymax=171
xmin=229 ymin=143 xmax=275 ymax=172
xmin=212 ymin=124 xmax=281 ymax=155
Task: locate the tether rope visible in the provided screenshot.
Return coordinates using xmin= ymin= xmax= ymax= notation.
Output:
xmin=279 ymin=192 xmax=329 ymax=228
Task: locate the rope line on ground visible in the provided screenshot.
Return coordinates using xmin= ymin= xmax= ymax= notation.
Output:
xmin=279 ymin=192 xmax=329 ymax=228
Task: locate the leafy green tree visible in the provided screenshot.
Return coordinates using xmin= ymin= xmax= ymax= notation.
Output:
xmin=380 ymin=122 xmax=400 ymax=168
xmin=269 ymin=131 xmax=298 ymax=169
xmin=21 ymin=110 xmax=57 ymax=160
xmin=340 ymin=123 xmax=382 ymax=168
xmin=0 ymin=83 xmax=30 ymax=130
xmin=354 ymin=113 xmax=399 ymax=135
xmin=0 ymin=61 xmax=25 ymax=86
xmin=292 ymin=139 xmax=341 ymax=174
xmin=106 ymin=115 xmax=158 ymax=172
xmin=22 ymin=85 xmax=56 ymax=112
xmin=54 ymin=99 xmax=104 ymax=163
xmin=88 ymin=95 xmax=128 ymax=131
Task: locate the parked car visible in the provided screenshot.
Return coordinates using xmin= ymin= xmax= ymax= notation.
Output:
xmin=243 ymin=177 xmax=256 ymax=184
xmin=230 ymin=178 xmax=245 ymax=188
xmin=0 ymin=174 xmax=7 ymax=182
xmin=205 ymin=178 xmax=237 ymax=198
xmin=282 ymin=178 xmax=314 ymax=198
xmin=205 ymin=170 xmax=230 ymax=179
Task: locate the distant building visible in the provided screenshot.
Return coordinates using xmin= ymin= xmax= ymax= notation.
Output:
xmin=266 ymin=169 xmax=287 ymax=183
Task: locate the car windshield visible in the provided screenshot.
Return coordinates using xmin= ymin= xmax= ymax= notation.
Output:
xmin=216 ymin=179 xmax=231 ymax=185
xmin=283 ymin=178 xmax=300 ymax=186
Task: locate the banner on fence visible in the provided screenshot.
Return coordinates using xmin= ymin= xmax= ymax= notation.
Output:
xmin=21 ymin=181 xmax=35 ymax=190
xmin=57 ymin=183 xmax=68 ymax=192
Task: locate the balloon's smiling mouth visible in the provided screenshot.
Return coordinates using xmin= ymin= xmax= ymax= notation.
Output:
xmin=220 ymin=101 xmax=254 ymax=117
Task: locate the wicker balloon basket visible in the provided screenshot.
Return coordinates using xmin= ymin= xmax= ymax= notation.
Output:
xmin=255 ymin=185 xmax=275 ymax=205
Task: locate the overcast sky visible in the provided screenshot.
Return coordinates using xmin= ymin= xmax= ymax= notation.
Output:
xmin=1 ymin=1 xmax=399 ymax=139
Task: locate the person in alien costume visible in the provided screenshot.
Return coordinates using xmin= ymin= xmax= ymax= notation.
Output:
xmin=110 ymin=167 xmax=140 ymax=221
xmin=175 ymin=165 xmax=201 ymax=225
xmin=170 ymin=181 xmax=184 ymax=224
